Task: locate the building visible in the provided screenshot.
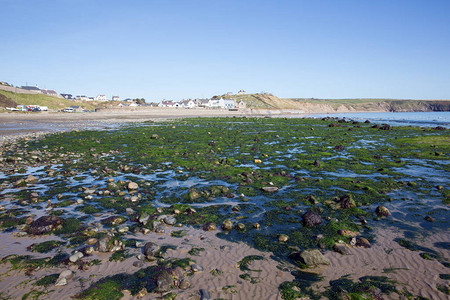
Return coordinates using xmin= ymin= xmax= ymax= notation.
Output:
xmin=76 ymin=95 xmax=89 ymax=101
xmin=158 ymin=100 xmax=176 ymax=107
xmin=180 ymin=99 xmax=196 ymax=109
xmin=237 ymin=89 xmax=246 ymax=95
xmin=42 ymin=89 xmax=58 ymax=97
xmin=61 ymin=94 xmax=74 ymax=100
xmin=95 ymin=94 xmax=107 ymax=101
xmin=207 ymin=98 xmax=235 ymax=109
xmin=112 ymin=96 xmax=120 ymax=101
xmin=20 ymin=85 xmax=42 ymax=93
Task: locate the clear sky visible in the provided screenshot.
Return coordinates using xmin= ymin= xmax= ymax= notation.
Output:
xmin=1 ymin=0 xmax=449 ymax=101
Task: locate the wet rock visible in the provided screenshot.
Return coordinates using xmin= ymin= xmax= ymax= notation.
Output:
xmin=221 ymin=220 xmax=233 ymax=231
xmin=188 ymin=189 xmax=200 ymax=201
xmin=334 ymin=145 xmax=345 ymax=150
xmin=333 ymin=243 xmax=351 ymax=255
xmin=101 ymin=216 xmax=126 ymax=226
xmin=55 ymin=270 xmax=73 ymax=286
xmin=191 ymin=264 xmax=203 ymax=272
xmin=253 ymin=223 xmax=260 ymax=229
xmin=27 ymin=216 xmax=63 ymax=235
xmin=278 ymin=234 xmax=289 ymax=242
xmin=155 ymin=224 xmax=165 ymax=233
xmin=200 ymin=289 xmax=211 ymax=300
xmin=232 ymin=206 xmax=240 ymax=212
xmin=25 ymin=175 xmax=39 ymax=184
xmin=69 ymin=251 xmax=84 ymax=263
xmin=290 ymin=249 xmax=330 ymax=266
xmin=337 ymin=194 xmax=355 ymax=209
xmin=355 ymin=237 xmax=371 ymax=248
xmin=126 ymin=208 xmax=135 ymax=215
xmin=202 ymin=222 xmax=216 ymax=231
xmin=375 ymin=206 xmax=391 ymax=217
xmin=133 ymin=260 xmax=144 ymax=268
xmin=313 ymin=159 xmax=321 ymax=167
xmin=128 ymin=182 xmax=139 ymax=191
xmin=143 ymin=242 xmax=159 ymax=258
xmin=186 ymin=207 xmax=197 ymax=214
xmin=86 ymin=238 xmax=98 ymax=245
xmin=164 ymin=216 xmax=176 ymax=226
xmin=235 ymin=223 xmax=245 ymax=230
xmin=379 ymin=124 xmax=391 ymax=130
xmin=117 ymin=226 xmax=129 ymax=233
xmin=424 ymin=216 xmax=435 ymax=222
xmin=302 ymin=210 xmax=322 ymax=227
xmin=306 ymin=195 xmax=318 ymax=205
xmin=328 ymin=123 xmax=342 ymax=127
xmin=138 ymin=213 xmax=150 ymax=225
xmin=261 ymin=186 xmax=279 ymax=192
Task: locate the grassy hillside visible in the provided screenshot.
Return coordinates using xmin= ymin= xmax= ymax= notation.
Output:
xmin=0 ymin=90 xmax=96 ymax=110
xmin=0 ymin=93 xmax=17 ymax=108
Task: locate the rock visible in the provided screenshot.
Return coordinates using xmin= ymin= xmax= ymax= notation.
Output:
xmin=334 ymin=145 xmax=345 ymax=150
xmin=155 ymin=224 xmax=165 ymax=233
xmin=133 ymin=260 xmax=144 ymax=268
xmin=138 ymin=213 xmax=150 ymax=225
xmin=235 ymin=223 xmax=245 ymax=230
xmin=290 ymin=249 xmax=330 ymax=266
xmin=253 ymin=223 xmax=260 ymax=229
xmin=55 ymin=270 xmax=73 ymax=286
xmin=143 ymin=242 xmax=159 ymax=258
xmin=338 ymin=230 xmax=359 ymax=237
xmin=186 ymin=207 xmax=197 ymax=214
xmin=379 ymin=124 xmax=391 ymax=130
xmin=69 ymin=251 xmax=84 ymax=263
xmin=313 ymin=159 xmax=321 ymax=167
xmin=86 ymin=238 xmax=98 ymax=245
xmin=130 ymin=196 xmax=139 ymax=202
xmin=221 ymin=220 xmax=233 ymax=231
xmin=261 ymin=186 xmax=279 ymax=192
xmin=302 ymin=210 xmax=322 ymax=227
xmin=202 ymin=222 xmax=216 ymax=231
xmin=164 ymin=216 xmax=176 ymax=226
xmin=155 ymin=269 xmax=174 ymax=292
xmin=25 ymin=175 xmax=39 ymax=184
xmin=126 ymin=208 xmax=135 ymax=215
xmin=191 ymin=264 xmax=203 ymax=272
xmin=95 ymin=235 xmax=112 ymax=252
xmin=188 ymin=189 xmax=200 ymax=201
xmin=179 ymin=278 xmax=191 ymax=289
xmin=128 ymin=182 xmax=139 ymax=191
xmin=117 ymin=226 xmax=129 ymax=233
xmin=375 ymin=206 xmax=391 ymax=217
xmin=333 ymin=243 xmax=351 ymax=255
xmin=27 ymin=216 xmax=63 ymax=235
xmin=337 ymin=194 xmax=355 ymax=209
xmin=424 ymin=216 xmax=435 ymax=222
xmin=232 ymin=206 xmax=240 ymax=212
xmin=200 ymin=289 xmax=211 ymax=300
xmin=278 ymin=234 xmax=289 ymax=242
xmin=355 ymin=237 xmax=371 ymax=248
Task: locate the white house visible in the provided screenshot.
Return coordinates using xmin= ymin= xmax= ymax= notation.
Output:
xmin=180 ymin=99 xmax=196 ymax=109
xmin=76 ymin=95 xmax=88 ymax=101
xmin=112 ymin=96 xmax=120 ymax=101
xmin=95 ymin=94 xmax=107 ymax=101
xmin=237 ymin=89 xmax=246 ymax=95
xmin=159 ymin=100 xmax=176 ymax=107
xmin=207 ymin=98 xmax=235 ymax=109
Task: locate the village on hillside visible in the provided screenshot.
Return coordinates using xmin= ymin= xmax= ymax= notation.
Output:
xmin=0 ymin=81 xmax=247 ymax=111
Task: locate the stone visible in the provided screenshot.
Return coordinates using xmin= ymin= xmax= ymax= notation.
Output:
xmin=333 ymin=243 xmax=351 ymax=255
xmin=337 ymin=194 xmax=355 ymax=209
xmin=291 ymin=249 xmax=330 ymax=266
xmin=235 ymin=223 xmax=245 ymax=230
xmin=126 ymin=208 xmax=135 ymax=215
xmin=86 ymin=238 xmax=98 ymax=245
xmin=117 ymin=226 xmax=129 ymax=233
xmin=200 ymin=289 xmax=211 ymax=300
xmin=375 ymin=206 xmax=391 ymax=217
xmin=302 ymin=210 xmax=322 ymax=227
xmin=191 ymin=264 xmax=203 ymax=272
xmin=143 ymin=242 xmax=159 ymax=258
xmin=25 ymin=175 xmax=39 ymax=184
xmin=253 ymin=223 xmax=260 ymax=229
xmin=278 ymin=234 xmax=289 ymax=243
xmin=27 ymin=216 xmax=63 ymax=235
xmin=202 ymin=222 xmax=216 ymax=231
xmin=179 ymin=278 xmax=191 ymax=289
xmin=155 ymin=224 xmax=165 ymax=233
xmin=355 ymin=237 xmax=371 ymax=248
xmin=95 ymin=235 xmax=113 ymax=252
xmin=133 ymin=260 xmax=144 ymax=268
xmin=164 ymin=216 xmax=176 ymax=226
xmin=69 ymin=251 xmax=84 ymax=263
xmin=127 ymin=182 xmax=139 ymax=191
xmin=155 ymin=269 xmax=173 ymax=292
xmin=424 ymin=216 xmax=435 ymax=222
xmin=55 ymin=270 xmax=73 ymax=286
xmin=138 ymin=213 xmax=150 ymax=225
xmin=221 ymin=220 xmax=233 ymax=231
xmin=261 ymin=186 xmax=279 ymax=192
xmin=338 ymin=230 xmax=359 ymax=237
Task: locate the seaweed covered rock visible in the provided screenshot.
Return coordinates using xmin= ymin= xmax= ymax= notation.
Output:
xmin=27 ymin=216 xmax=63 ymax=235
xmin=202 ymin=222 xmax=216 ymax=231
xmin=143 ymin=242 xmax=159 ymax=258
xmin=375 ymin=206 xmax=391 ymax=217
xmin=221 ymin=220 xmax=233 ymax=231
xmin=337 ymin=194 xmax=355 ymax=209
xmin=302 ymin=210 xmax=322 ymax=227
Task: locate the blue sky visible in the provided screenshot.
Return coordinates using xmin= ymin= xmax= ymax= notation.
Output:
xmin=1 ymin=0 xmax=449 ymax=101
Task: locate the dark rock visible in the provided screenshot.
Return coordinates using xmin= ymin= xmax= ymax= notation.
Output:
xmin=424 ymin=216 xmax=435 ymax=222
xmin=200 ymin=289 xmax=211 ymax=300
xmin=179 ymin=278 xmax=191 ymax=289
xmin=155 ymin=269 xmax=174 ymax=292
xmin=337 ymin=194 xmax=355 ymax=209
xmin=313 ymin=159 xmax=321 ymax=167
xmin=143 ymin=242 xmax=159 ymax=257
xmin=333 ymin=243 xmax=351 ymax=255
xmin=433 ymin=126 xmax=445 ymax=130
xmin=202 ymin=222 xmax=216 ymax=231
xmin=328 ymin=123 xmax=342 ymax=127
xmin=379 ymin=124 xmax=391 ymax=130
xmin=334 ymin=145 xmax=345 ymax=150
xmin=27 ymin=216 xmax=63 ymax=235
xmin=375 ymin=206 xmax=391 ymax=217
xmin=306 ymin=195 xmax=318 ymax=205
xmin=355 ymin=237 xmax=371 ymax=248
xmin=364 ymin=120 xmax=371 ymax=123
xmin=302 ymin=210 xmax=322 ymax=227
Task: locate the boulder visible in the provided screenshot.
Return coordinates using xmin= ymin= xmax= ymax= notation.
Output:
xmin=69 ymin=251 xmax=84 ymax=263
xmin=25 ymin=175 xmax=39 ymax=184
xmin=127 ymin=181 xmax=139 ymax=191
xmin=155 ymin=269 xmax=174 ymax=292
xmin=333 ymin=243 xmax=351 ymax=255
xmin=95 ymin=235 xmax=113 ymax=252
xmin=221 ymin=220 xmax=233 ymax=231
xmin=355 ymin=237 xmax=371 ymax=248
xmin=261 ymin=186 xmax=279 ymax=192
xmin=302 ymin=210 xmax=322 ymax=227
xmin=337 ymin=194 xmax=355 ymax=209
xmin=278 ymin=234 xmax=289 ymax=242
xmin=202 ymin=222 xmax=216 ymax=231
xmin=143 ymin=242 xmax=159 ymax=258
xmin=55 ymin=270 xmax=73 ymax=286
xmin=27 ymin=216 xmax=63 ymax=235
xmin=164 ymin=216 xmax=176 ymax=226
xmin=289 ymin=249 xmax=330 ymax=266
